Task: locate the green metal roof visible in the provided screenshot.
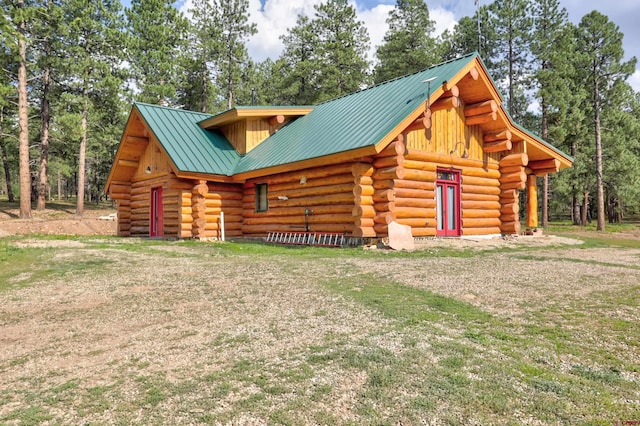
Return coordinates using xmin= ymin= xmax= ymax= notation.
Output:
xmin=234 ymin=53 xmax=478 ymax=173
xmin=134 ymin=103 xmax=240 ymax=176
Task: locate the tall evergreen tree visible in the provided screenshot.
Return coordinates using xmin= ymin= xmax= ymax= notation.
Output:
xmin=576 ymin=11 xmax=637 ymax=231
xmin=126 ymin=0 xmax=187 ymax=105
xmin=487 ymin=0 xmax=532 ymax=119
xmin=215 ymin=0 xmax=257 ymax=109
xmin=62 ymin=0 xmax=126 ymax=217
xmin=310 ymin=0 xmax=370 ymax=103
xmin=374 ymin=0 xmax=439 ymax=84
xmin=0 ymin=6 xmax=17 ymax=202
xmin=530 ymin=0 xmax=573 ymax=226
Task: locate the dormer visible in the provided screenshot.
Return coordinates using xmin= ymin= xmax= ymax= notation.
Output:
xmin=199 ymin=106 xmax=313 ymax=155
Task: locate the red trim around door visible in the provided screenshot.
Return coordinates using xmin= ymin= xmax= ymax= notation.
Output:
xmin=150 ymin=187 xmax=164 ymax=237
xmin=435 ymin=169 xmax=461 ymax=237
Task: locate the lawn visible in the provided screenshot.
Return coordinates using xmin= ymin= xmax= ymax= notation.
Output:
xmin=0 ymin=233 xmax=639 ymax=425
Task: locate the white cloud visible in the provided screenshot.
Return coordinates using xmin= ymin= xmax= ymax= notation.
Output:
xmin=629 ymin=70 xmax=640 ymax=93
xmin=356 ymin=3 xmax=393 ymax=62
xmin=430 ymin=7 xmax=457 ymax=36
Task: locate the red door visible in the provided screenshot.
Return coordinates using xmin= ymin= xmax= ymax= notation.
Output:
xmin=150 ymin=187 xmax=163 ymax=237
xmin=436 ymin=169 xmax=461 ymax=237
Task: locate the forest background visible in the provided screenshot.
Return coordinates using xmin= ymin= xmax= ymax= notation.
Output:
xmin=1 ymin=0 xmax=638 ymax=231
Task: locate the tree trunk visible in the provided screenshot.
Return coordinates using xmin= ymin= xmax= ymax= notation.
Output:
xmin=0 ymin=108 xmax=15 ymax=202
xmin=76 ymin=85 xmax=88 ymax=218
xmin=593 ymin=70 xmax=605 ymax=231
xmin=200 ymin=62 xmax=207 ymax=113
xmin=17 ymin=0 xmax=32 ymax=218
xmin=37 ymin=63 xmax=51 ymax=210
xmin=581 ymin=190 xmax=589 ymax=226
xmin=540 ymin=92 xmax=549 ymax=227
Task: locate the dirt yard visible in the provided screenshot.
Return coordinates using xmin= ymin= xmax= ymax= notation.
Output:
xmin=1 ymin=206 xmax=639 ymax=424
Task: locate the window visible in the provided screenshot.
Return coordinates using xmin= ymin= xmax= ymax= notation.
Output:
xmin=255 ymin=183 xmax=268 ymax=212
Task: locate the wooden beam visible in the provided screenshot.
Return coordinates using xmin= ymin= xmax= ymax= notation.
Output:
xmin=465 ymin=111 xmax=497 ymax=126
xmin=465 ymin=100 xmax=498 ymax=117
xmin=430 ymin=96 xmax=460 ymax=113
xmin=500 ymin=153 xmax=529 ymax=167
xmin=526 ymin=174 xmax=538 ymax=228
xmin=442 ymin=83 xmax=459 ymax=98
xmin=126 ymin=136 xmax=149 ymax=145
xmin=533 ymin=167 xmax=561 ymax=176
xmin=484 ymin=130 xmax=512 ymax=143
xmin=118 ymin=159 xmax=139 ymax=168
xmin=469 ymin=66 xmax=479 ymax=80
xmin=482 ymin=139 xmax=512 ymax=153
xmin=268 ymin=115 xmax=285 ymax=125
xmin=528 ymin=158 xmax=560 ymax=171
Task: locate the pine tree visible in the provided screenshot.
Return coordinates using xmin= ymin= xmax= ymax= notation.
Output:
xmin=576 ymin=11 xmax=637 ymax=231
xmin=215 ymin=0 xmax=257 ymax=109
xmin=374 ymin=0 xmax=439 ymax=84
xmin=487 ymin=0 xmax=532 ymax=119
xmin=62 ymin=0 xmax=127 ymax=217
xmin=310 ymin=0 xmax=370 ymax=103
xmin=126 ymin=0 xmax=187 ymax=105
xmin=0 ymin=7 xmax=17 ymax=202
xmin=530 ymin=0 xmax=573 ymax=226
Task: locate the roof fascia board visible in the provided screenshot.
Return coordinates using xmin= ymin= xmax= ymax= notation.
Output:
xmin=199 ymin=106 xmax=314 ymax=129
xmin=231 ymin=146 xmax=378 ymax=182
xmin=104 ymin=107 xmax=146 ymax=193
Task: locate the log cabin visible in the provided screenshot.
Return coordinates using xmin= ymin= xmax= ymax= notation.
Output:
xmin=105 ymin=53 xmax=572 ymax=241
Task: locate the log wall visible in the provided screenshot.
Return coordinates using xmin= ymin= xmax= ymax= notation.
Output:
xmin=498 ymin=153 xmax=529 ymax=235
xmin=242 ymin=163 xmax=356 ymax=237
xmin=110 ymin=180 xmax=131 ymax=237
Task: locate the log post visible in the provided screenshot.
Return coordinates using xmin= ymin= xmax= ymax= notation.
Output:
xmin=526 ymin=174 xmax=538 ymax=228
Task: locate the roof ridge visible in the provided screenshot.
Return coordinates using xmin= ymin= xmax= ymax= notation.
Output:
xmin=134 ymin=102 xmax=213 ymax=118
xmin=315 ymin=52 xmax=479 ymax=106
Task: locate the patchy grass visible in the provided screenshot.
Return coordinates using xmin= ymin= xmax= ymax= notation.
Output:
xmin=0 ymin=233 xmax=639 ymax=424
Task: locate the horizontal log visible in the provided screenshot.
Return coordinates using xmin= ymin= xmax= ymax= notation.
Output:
xmin=206 ymin=191 xmax=243 ymax=201
xmin=353 ymin=205 xmax=376 ymax=218
xmin=395 ymin=198 xmax=436 ymax=209
xmin=395 ymin=187 xmax=435 ymax=200
xmin=395 ymin=180 xmax=435 ymax=191
xmin=269 ymin=182 xmax=354 ymax=200
xmin=373 ymin=224 xmax=388 ymax=235
xmin=373 ymin=202 xmax=395 ymax=213
xmin=499 ymin=170 xmax=527 ymax=184
xmin=465 ymin=100 xmax=498 ymax=117
xmin=483 ymin=140 xmax=512 ymax=153
xmin=462 ymin=227 xmax=501 ymax=236
xmin=243 ymin=213 xmax=355 ymax=226
xmin=461 ymin=200 xmax=502 ymax=210
xmin=462 ymin=209 xmax=501 ymax=219
xmin=395 ymin=207 xmax=437 ymax=219
xmin=403 ymin=169 xmax=437 ymax=182
xmin=374 ymin=212 xmax=395 ymax=225
xmin=500 ymin=203 xmax=519 ymax=215
xmin=352 ymin=162 xmax=375 ymax=178
xmin=500 ymin=181 xmax=526 ymax=191
xmin=484 ymin=130 xmax=512 ymax=143
xmin=373 ymin=179 xmax=394 ymax=190
xmin=377 ymin=140 xmax=406 ymax=158
xmin=243 ymin=204 xmax=353 ymax=218
xmin=500 ymin=213 xmax=516 ymax=223
xmin=352 ymin=185 xmax=374 ymax=197
xmin=396 ymin=218 xmax=431 ymax=228
xmin=466 ymin=111 xmax=497 ymax=126
xmin=533 ymin=167 xmax=561 ymax=176
xmin=247 ymin=223 xmax=354 ymax=235
xmin=501 ymin=221 xmax=521 ymax=235
xmin=373 ymin=189 xmax=395 ymax=203
xmin=373 ymin=155 xmax=402 ymax=169
xmin=274 ymin=192 xmax=354 ymax=207
xmin=265 ymin=173 xmax=354 ymax=194
xmin=411 ymin=227 xmax=437 ymax=237
xmin=130 ymin=199 xmax=150 ymax=209
xmin=402 ymin=160 xmax=437 ymax=172
xmin=461 ymin=175 xmax=500 ymax=187
xmin=192 ymin=184 xmax=208 ymax=197
xmin=461 ymin=192 xmax=500 ymax=202
xmin=405 ymin=150 xmax=499 ymax=170
xmin=462 ymin=184 xmax=501 ymax=196
xmin=442 ymin=83 xmax=459 ymax=98
xmin=499 ymin=153 xmax=529 ymax=168
xmin=355 ymin=218 xmax=375 ymax=228
xmin=356 ymin=176 xmax=374 ymax=186
xmin=499 ymin=165 xmax=524 ymax=176
xmin=528 ymin=158 xmax=560 ymax=171
xmin=404 ymin=116 xmax=430 ymax=133
xmin=373 ymin=166 xmax=405 ymax=180
xmin=110 ymin=193 xmax=131 ymax=201
xmin=252 ymin=163 xmax=354 ymax=186
xmin=430 ymin=96 xmax=460 ymax=113
xmin=462 ymin=217 xmax=501 ymax=228
xmin=500 ymin=189 xmax=519 ymax=200
xmin=354 ymin=195 xmax=374 ymax=205
xmin=352 ymin=226 xmax=377 ymax=238
xmin=110 ymin=184 xmax=131 ymax=194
